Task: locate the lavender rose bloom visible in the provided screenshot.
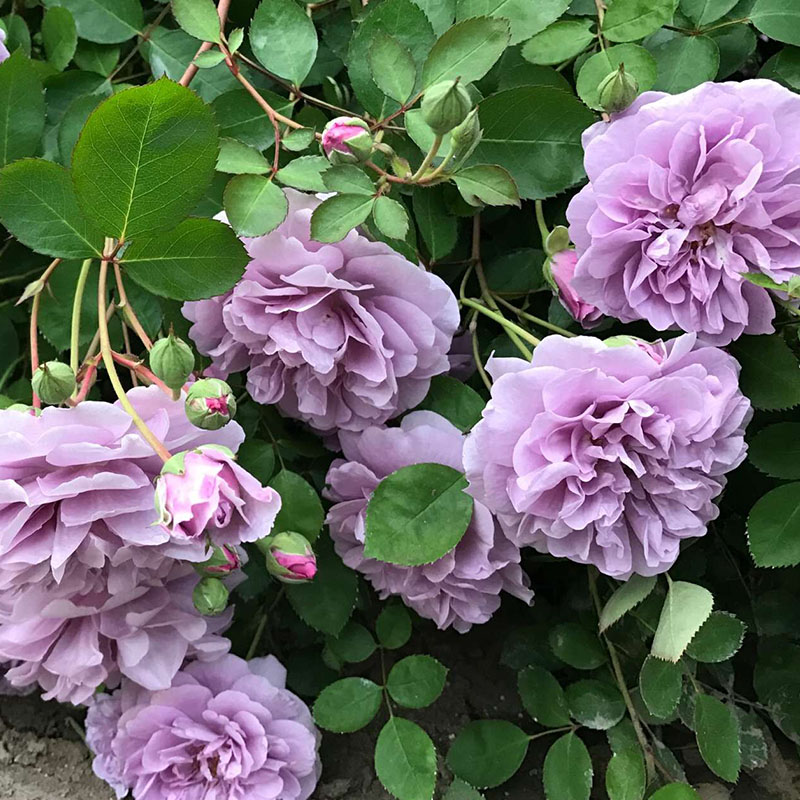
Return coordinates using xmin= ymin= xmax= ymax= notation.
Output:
xmin=463 ymin=335 xmax=751 ymax=579
xmin=0 ymin=387 xmax=243 ymax=702
xmin=548 ymin=249 xmax=602 ymax=327
xmin=183 ymin=189 xmax=459 ymax=435
xmin=155 ymin=445 xmax=281 ymax=558
xmin=86 ymin=654 xmax=320 ymax=800
xmin=325 ymin=411 xmax=532 ymax=632
xmin=568 ymin=80 xmax=800 ymax=344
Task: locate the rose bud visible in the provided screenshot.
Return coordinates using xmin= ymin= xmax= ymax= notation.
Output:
xmin=598 ymin=64 xmax=639 ymax=114
xmin=421 ymin=80 xmax=472 ymax=135
xmin=545 ymin=249 xmax=603 ymax=327
xmin=192 ymin=576 xmax=229 ymax=616
xmin=32 ymin=361 xmax=76 ymax=405
xmin=449 ymin=107 xmax=482 ymax=170
xmin=321 ymin=116 xmax=373 ymax=164
xmin=260 ymin=531 xmax=317 ymax=583
xmin=185 ymin=377 xmax=236 ymax=430
xmin=149 ymin=333 xmax=195 ymax=394
xmin=604 ymin=335 xmax=668 ymax=364
xmin=194 ymin=544 xmax=241 ymax=577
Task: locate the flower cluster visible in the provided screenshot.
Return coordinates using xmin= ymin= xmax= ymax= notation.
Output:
xmin=183 ymin=189 xmax=459 ymax=435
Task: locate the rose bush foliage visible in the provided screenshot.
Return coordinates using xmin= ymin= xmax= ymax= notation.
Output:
xmin=0 ymin=1 xmax=799 ymax=799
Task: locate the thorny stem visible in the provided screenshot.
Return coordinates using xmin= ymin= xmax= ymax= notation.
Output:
xmin=29 ymin=258 xmax=62 ymax=409
xmin=114 ymin=263 xmax=153 ymax=350
xmin=493 ymin=294 xmax=577 ymax=338
xmin=98 ymin=247 xmax=172 ymax=462
xmin=179 ymin=0 xmax=233 ymax=88
xmin=70 ymin=259 xmax=92 ymax=377
xmin=589 ymin=568 xmax=656 ymax=782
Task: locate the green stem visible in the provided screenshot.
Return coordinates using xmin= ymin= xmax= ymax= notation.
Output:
xmin=529 ymin=725 xmax=574 ymax=742
xmin=461 ymin=298 xmax=539 ymax=352
xmin=470 ymin=313 xmax=492 ymax=392
xmin=534 ymin=200 xmax=550 ymax=247
xmin=424 ymin=148 xmax=455 ymax=181
xmin=493 ymin=294 xmax=576 ymax=337
xmin=70 ymin=259 xmax=92 ymax=376
xmin=411 ymin=134 xmax=443 ymax=182
xmin=700 ymin=16 xmax=749 ymax=33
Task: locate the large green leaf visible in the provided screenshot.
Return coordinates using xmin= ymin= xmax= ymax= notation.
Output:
xmin=599 ymin=575 xmax=657 ymax=633
xmin=685 ymin=611 xmax=746 ymax=663
xmin=694 ymin=695 xmax=740 ymax=782
xmin=749 ymin=422 xmax=800 ymax=479
xmin=729 ymin=334 xmax=800 ymax=411
xmin=518 ymin=665 xmax=571 ymax=727
xmin=119 ymin=217 xmax=247 ymax=301
xmin=375 ymin=718 xmax=437 ymax=800
xmin=223 ymin=175 xmax=289 ymax=238
xmin=751 ymin=0 xmax=800 ymax=46
xmin=651 ymin=35 xmax=720 ymax=93
xmin=566 ymin=680 xmax=626 ymax=730
xmin=447 ymin=720 xmax=529 ymax=789
xmin=250 ymin=0 xmax=318 ymax=86
xmin=680 ymin=0 xmax=738 ymax=25
xmin=651 ymin=581 xmax=714 ymax=662
xmin=310 ymin=194 xmax=375 ymax=243
xmin=412 ymin=185 xmax=458 ymax=260
xmin=72 ymin=79 xmax=218 ymax=240
xmin=369 ymin=33 xmax=417 ymax=104
xmin=268 ymin=469 xmax=324 ymax=543
xmin=42 ymin=7 xmax=78 ymax=71
xmin=42 ymin=0 xmax=142 ymax=43
xmin=747 ymin=482 xmax=800 ymax=568
xmin=471 ymin=86 xmax=595 ymax=200
xmin=542 ymin=732 xmax=593 ymax=800
xmin=0 ymin=52 xmax=45 ymax=167
xmin=521 ymin=19 xmax=596 ymax=66
xmin=172 ymin=0 xmax=220 ymax=43
xmin=605 ymin=747 xmax=646 ymax=800
xmin=313 ymin=677 xmax=382 ymax=733
xmin=603 ymin=0 xmax=678 ymax=42
xmin=387 ymin=655 xmax=448 ymax=709
xmin=455 ymin=0 xmax=570 ymax=45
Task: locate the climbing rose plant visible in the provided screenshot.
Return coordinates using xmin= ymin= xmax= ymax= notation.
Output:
xmin=1 ymin=1 xmax=800 ymax=799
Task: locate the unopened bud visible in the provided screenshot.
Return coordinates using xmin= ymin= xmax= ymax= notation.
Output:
xmin=260 ymin=531 xmax=317 ymax=584
xmin=32 ymin=361 xmax=76 ymax=405
xmin=185 ymin=378 xmax=236 ymax=430
xmin=192 ymin=576 xmax=229 ymax=616
xmin=449 ymin=108 xmax=482 ymax=170
xmin=321 ymin=116 xmax=373 ymax=164
xmin=605 ymin=335 xmax=667 ymax=364
xmin=149 ymin=333 xmax=195 ymax=392
xmin=598 ymin=64 xmax=638 ymax=114
xmin=195 ymin=545 xmax=241 ymax=577
xmin=421 ymin=80 xmax=472 ymax=135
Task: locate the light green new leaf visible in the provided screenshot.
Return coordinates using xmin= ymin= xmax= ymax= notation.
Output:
xmin=42 ymin=7 xmax=78 ymax=71
xmin=456 ymin=0 xmax=570 ymax=45
xmin=216 ymin=138 xmax=270 ymax=174
xmin=281 ymin=127 xmax=315 ymax=152
xmin=694 ymin=695 xmax=741 ymax=782
xmin=369 ymin=33 xmax=416 ymax=104
xmin=375 ymin=718 xmax=437 ymax=800
xmin=603 ymin=0 xmax=678 ymax=43
xmin=250 ymin=0 xmax=318 ymax=86
xmin=452 ymin=164 xmax=520 ymax=206
xmin=194 ymin=50 xmax=226 ymax=68
xmin=747 ymin=482 xmax=800 ymax=567
xmin=599 ymin=574 xmax=657 ymax=633
xmin=310 ymin=193 xmax=375 ymax=243
xmin=651 ymin=581 xmax=713 ymax=662
xmin=43 ymin=0 xmax=143 ymax=44
xmin=372 ymin=196 xmax=410 ymax=240
xmin=172 ymin=0 xmax=220 ymax=43
xmin=0 ymin=51 xmax=45 ymax=167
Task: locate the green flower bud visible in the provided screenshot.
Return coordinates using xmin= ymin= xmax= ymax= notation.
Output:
xmin=449 ymin=108 xmax=482 ymax=170
xmin=149 ymin=333 xmax=195 ymax=392
xmin=32 ymin=361 xmax=76 ymax=405
xmin=598 ymin=64 xmax=639 ymax=114
xmin=185 ymin=378 xmax=236 ymax=431
xmin=192 ymin=576 xmax=229 ymax=616
xmin=544 ymin=225 xmax=571 ymax=257
xmin=259 ymin=531 xmax=317 ymax=584
xmin=421 ymin=80 xmax=472 ymax=135
xmin=194 ymin=545 xmax=241 ymax=577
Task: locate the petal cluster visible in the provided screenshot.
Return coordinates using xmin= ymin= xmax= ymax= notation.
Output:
xmin=463 ymin=335 xmax=751 ymax=579
xmin=325 ymin=411 xmax=532 ymax=632
xmin=568 ymin=80 xmax=800 ymax=344
xmin=86 ymin=654 xmax=320 ymax=800
xmin=183 ymin=189 xmax=459 ymax=434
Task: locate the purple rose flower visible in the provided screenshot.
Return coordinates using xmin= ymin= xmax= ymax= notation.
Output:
xmin=0 ymin=386 xmax=244 ymax=702
xmin=86 ymin=654 xmax=321 ymax=800
xmin=325 ymin=411 xmax=532 ymax=632
xmin=568 ymin=80 xmax=800 ymax=344
xmin=463 ymin=335 xmax=751 ymax=579
xmin=183 ymin=190 xmax=459 ymax=434
xmin=548 ymin=249 xmax=603 ymax=327
xmin=155 ymin=445 xmax=281 ymax=557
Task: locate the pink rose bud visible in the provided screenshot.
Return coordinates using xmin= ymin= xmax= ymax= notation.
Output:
xmin=260 ymin=531 xmax=317 ymax=583
xmin=604 ymin=335 xmax=668 ymax=364
xmin=546 ymin=249 xmax=603 ymax=327
xmin=185 ymin=378 xmax=236 ymax=430
xmin=195 ymin=544 xmax=241 ymax=577
xmin=321 ymin=116 xmax=373 ymax=164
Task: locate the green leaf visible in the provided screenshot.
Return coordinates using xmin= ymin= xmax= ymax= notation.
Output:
xmin=422 ymin=16 xmax=510 ymax=87
xmin=649 ymin=787 xmax=701 ymax=800
xmin=605 ymin=747 xmax=646 ymax=800
xmin=729 ymin=335 xmax=800 ymax=411
xmin=472 ymin=86 xmax=596 ymax=200
xmin=444 ymin=780 xmax=484 ymax=800
xmin=452 ymin=165 xmax=520 ymax=207
xmin=542 ymin=732 xmax=593 ymax=800
xmin=216 ymin=138 xmax=270 ymax=174
xmin=0 ymin=159 xmax=103 ymax=258
xmin=58 ymin=94 xmax=105 ymax=165
xmin=213 ymin=88 xmax=293 ymax=149
xmin=275 ymin=155 xmax=329 ymax=192
xmin=447 ymin=720 xmax=529 ymax=789
xmin=417 ymin=375 xmax=484 ymax=432
xmin=228 ymin=27 xmax=244 ymax=53
xmin=373 ymin=196 xmax=410 ymax=240
xmin=327 ymin=622 xmax=376 ymax=664
xmin=599 ymin=575 xmax=657 ymax=633
xmin=281 ymin=127 xmax=315 ymax=152
xmin=365 ymin=463 xmax=473 ymax=566
xmin=456 ymin=0 xmax=570 ymax=45
xmin=686 ymin=611 xmax=746 ymax=663
xmin=387 ymin=655 xmax=448 ymax=709
xmin=565 ymin=680 xmax=625 ymax=730
xmin=119 ymin=217 xmax=247 ymax=301
xmin=651 ymin=581 xmax=714 ymax=663
xmin=576 ymin=44 xmax=657 ymax=110
xmin=74 ymin=41 xmax=120 ymax=76
xmin=738 ymin=709 xmax=770 ymax=770
xmin=518 ymin=665 xmax=571 ymax=727
xmin=549 ymin=622 xmax=606 ymax=670
xmin=42 ymin=7 xmax=78 ymax=71
xmin=376 ymin=605 xmax=413 ymax=649
xmin=223 ymin=175 xmax=289 ymax=238
xmin=485 ymin=248 xmax=545 ymax=295
xmin=639 ymin=656 xmax=683 ymax=719
xmin=751 ymin=0 xmax=800 ymax=46
xmin=521 ymin=19 xmax=596 ymax=66
xmin=749 ymin=423 xmax=800 ymax=479
xmin=313 ymin=677 xmax=382 ymax=733
xmin=603 ymin=0 xmax=678 ymax=42
xmin=375 ymin=718 xmax=437 ymax=800
xmin=235 ymin=439 xmax=275 ymax=485
xmin=694 ymin=694 xmax=740 ymax=782
xmin=714 ymin=22 xmax=756 ymax=79
xmin=43 ymin=0 xmax=142 ymax=43
xmin=369 ymin=33 xmax=417 ymax=104
xmin=250 ymin=0 xmax=318 ymax=86
xmin=310 ymin=194 xmax=375 ymax=243
xmin=72 ymin=79 xmax=218 ymax=239
xmin=172 ymin=0 xmax=220 ymax=43
xmin=4 ymin=14 xmax=31 ymax=57
xmin=651 ymin=35 xmax=720 ymax=93
xmin=269 ymin=469 xmax=324 ymax=542
xmin=322 ymin=165 xmax=375 ymax=195
xmin=680 ymin=0 xmax=738 ymax=25
xmin=0 ymin=52 xmax=45 ymax=167
xmin=412 ymin=186 xmax=458 ymax=260
xmin=194 ymin=50 xmax=226 ymax=68
xmin=747 ymin=482 xmax=800 ymax=568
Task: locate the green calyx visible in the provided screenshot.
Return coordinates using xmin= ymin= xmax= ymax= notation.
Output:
xmin=192 ymin=576 xmax=229 ymax=616
xmin=421 ymin=80 xmax=472 ymax=135
xmin=149 ymin=333 xmax=195 ymax=391
xmin=598 ymin=64 xmax=639 ymax=114
xmin=32 ymin=361 xmax=76 ymax=405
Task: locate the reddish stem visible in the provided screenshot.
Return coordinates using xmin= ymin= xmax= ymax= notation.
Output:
xmin=179 ymin=0 xmax=232 ymax=88
xmin=113 ymin=263 xmax=153 ymax=350
xmin=111 ymin=351 xmax=173 ymax=397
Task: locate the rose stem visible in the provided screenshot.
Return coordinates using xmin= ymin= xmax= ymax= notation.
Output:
xmin=29 ymin=258 xmax=62 ymax=409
